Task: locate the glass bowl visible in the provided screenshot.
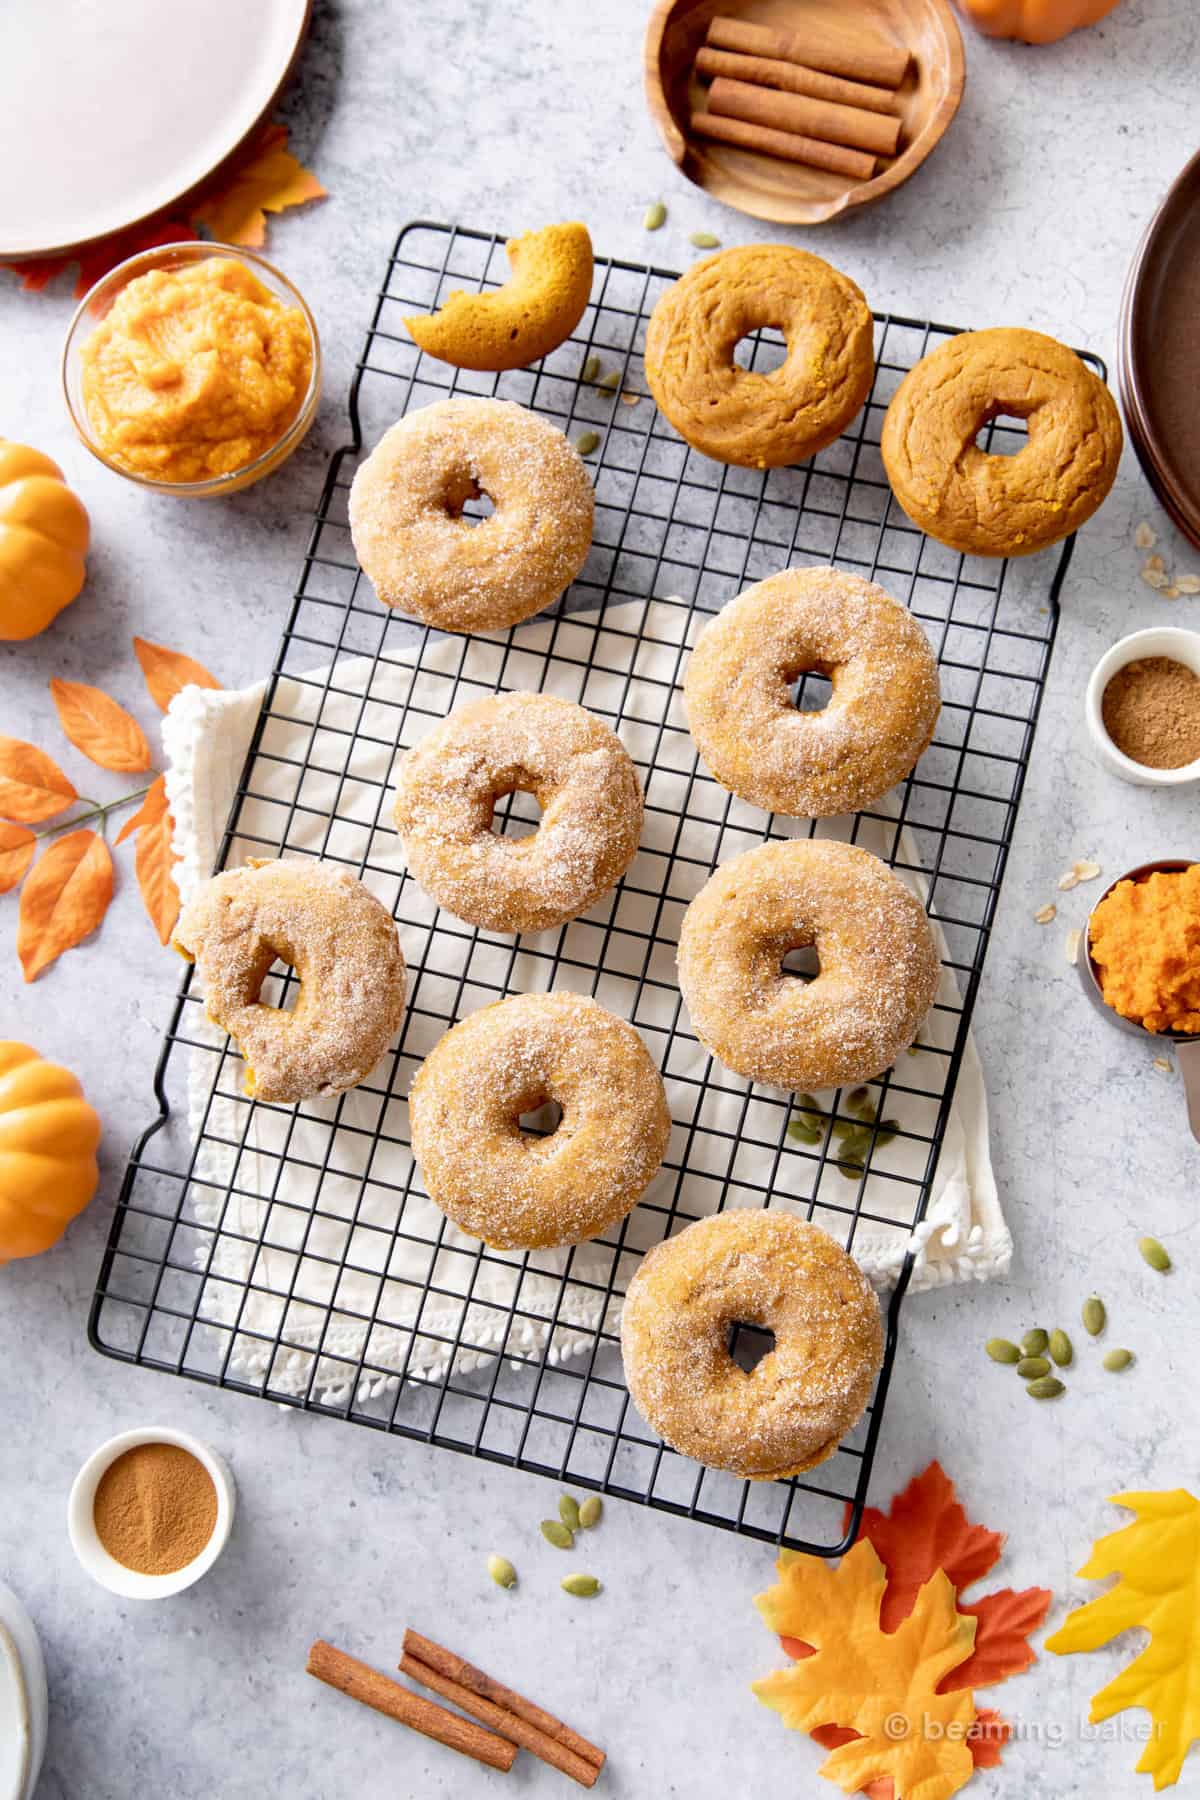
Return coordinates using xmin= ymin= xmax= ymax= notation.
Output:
xmin=62 ymin=240 xmax=320 ymax=499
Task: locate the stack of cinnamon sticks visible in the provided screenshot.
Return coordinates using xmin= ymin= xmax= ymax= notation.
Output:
xmin=308 ymin=1629 xmax=606 ymax=1786
xmin=691 ymin=15 xmax=911 ymax=182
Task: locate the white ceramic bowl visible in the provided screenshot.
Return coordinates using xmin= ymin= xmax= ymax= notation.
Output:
xmin=1085 ymin=625 xmax=1200 ymax=787
xmin=0 ymin=1583 xmax=47 ymax=1800
xmin=67 ymin=1427 xmax=236 ymax=1600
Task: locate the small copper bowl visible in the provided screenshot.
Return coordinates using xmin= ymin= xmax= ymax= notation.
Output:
xmin=1079 ymin=858 xmax=1200 ymax=1142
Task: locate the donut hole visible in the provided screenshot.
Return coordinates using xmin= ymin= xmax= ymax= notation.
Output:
xmin=516 ymin=1094 xmax=564 ymax=1147
xmin=733 ymin=329 xmax=788 ymax=375
xmin=727 ymin=1319 xmax=777 ymax=1373
xmin=790 ymin=670 xmax=834 ymax=713
xmin=974 ymin=410 xmax=1031 ymax=456
xmin=781 ymin=943 xmax=820 ymax=983
xmin=491 ymin=784 xmax=543 ymax=840
xmin=441 ymin=469 xmax=497 ymax=526
xmin=257 ymin=954 xmax=301 ymax=1013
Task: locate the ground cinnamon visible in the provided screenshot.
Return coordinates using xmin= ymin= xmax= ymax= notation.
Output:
xmin=1101 ymin=655 xmax=1200 ymax=770
xmin=93 ymin=1442 xmax=217 ymax=1575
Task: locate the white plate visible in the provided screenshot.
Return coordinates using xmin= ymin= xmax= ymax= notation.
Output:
xmin=0 ymin=0 xmax=311 ymax=259
xmin=0 ymin=1584 xmax=47 ymax=1800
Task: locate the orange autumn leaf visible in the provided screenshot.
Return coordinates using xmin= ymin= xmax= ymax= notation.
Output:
xmin=17 ymin=828 xmax=113 ymax=981
xmin=115 ymin=773 xmax=169 ymax=846
xmin=4 ymin=218 xmax=196 ymax=299
xmin=190 ymin=124 xmax=325 ymax=249
xmin=49 ymin=679 xmax=151 ymax=774
xmin=132 ymin=636 xmax=221 ymax=712
xmin=133 ymin=801 xmax=180 ymax=944
xmin=0 ymin=821 xmax=36 ymax=894
xmin=0 ymin=737 xmax=78 ymax=822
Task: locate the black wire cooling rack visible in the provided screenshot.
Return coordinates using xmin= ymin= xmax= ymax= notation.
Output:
xmin=90 ymin=221 xmax=1097 ymax=1554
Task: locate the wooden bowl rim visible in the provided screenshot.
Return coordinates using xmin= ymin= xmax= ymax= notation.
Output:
xmin=643 ymin=0 xmax=966 ymax=226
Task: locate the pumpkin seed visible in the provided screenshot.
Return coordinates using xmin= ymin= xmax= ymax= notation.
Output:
xmin=541 ymin=1519 xmax=574 ymax=1550
xmin=1026 ymin=1376 xmax=1065 ymax=1399
xmin=1082 ymin=1295 xmax=1106 ymax=1336
xmin=580 ymin=354 xmax=600 ymax=384
xmin=832 ymin=1118 xmax=861 ymax=1141
xmin=787 ymin=1120 xmax=822 ymax=1146
xmin=986 ymin=1338 xmax=1021 ymax=1364
xmin=572 ymin=431 xmax=600 ymax=458
xmin=643 ymin=201 xmax=667 ymax=231
xmin=595 ymin=370 xmax=621 ymax=392
xmin=579 ymin=1495 xmax=603 ymax=1529
xmin=487 ymin=1554 xmax=517 ymax=1589
xmin=847 ymin=1087 xmax=870 ymax=1110
xmin=1021 ymin=1328 xmax=1049 ymax=1357
xmin=874 ymin=1118 xmax=901 ymax=1146
xmin=689 ymin=231 xmax=720 ymax=249
xmin=1138 ymin=1236 xmax=1171 ymax=1272
xmin=835 ymin=1158 xmax=865 ymax=1181
xmin=799 ymin=1094 xmax=824 ymax=1117
xmin=558 ymin=1494 xmax=581 ymax=1533
xmin=1016 ymin=1355 xmax=1051 ymax=1380
xmin=1103 ymin=1348 xmax=1134 ymax=1372
xmin=561 ymin=1573 xmax=601 ymax=1597
xmin=1049 ymin=1329 xmax=1073 ymax=1368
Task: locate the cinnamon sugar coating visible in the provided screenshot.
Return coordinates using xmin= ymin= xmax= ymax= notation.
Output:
xmin=348 ymin=397 xmax=594 ymax=632
xmin=620 ymin=1210 xmax=883 ymax=1479
xmin=683 ymin=566 xmax=941 ymax=818
xmin=677 ymin=838 xmax=938 ymax=1091
xmin=410 ymin=991 xmax=671 ymax=1250
xmin=393 ymin=691 xmax=643 ymax=933
xmin=173 ymin=858 xmax=406 ymax=1104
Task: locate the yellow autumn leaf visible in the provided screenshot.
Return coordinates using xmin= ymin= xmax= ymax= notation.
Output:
xmin=190 ymin=124 xmax=325 ymax=249
xmin=754 ymin=1540 xmax=977 ymax=1800
xmin=1046 ymin=1490 xmax=1200 ymax=1790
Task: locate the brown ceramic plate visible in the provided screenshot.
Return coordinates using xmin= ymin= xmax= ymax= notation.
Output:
xmin=644 ymin=0 xmax=964 ymax=226
xmin=1119 ymin=148 xmax=1200 ymax=551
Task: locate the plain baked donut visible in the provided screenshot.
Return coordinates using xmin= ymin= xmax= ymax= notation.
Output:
xmin=393 ymin=691 xmax=643 ymax=932
xmin=881 ymin=326 xmax=1123 ymax=557
xmin=683 ymin=566 xmax=941 ymax=817
xmin=620 ymin=1210 xmax=883 ymax=1479
xmin=173 ymin=858 xmax=407 ymax=1104
xmin=348 ymin=397 xmax=594 ymax=631
xmin=409 ymin=990 xmax=671 ymax=1249
xmin=677 ymin=838 xmax=938 ymax=1091
xmin=644 ymin=244 xmax=874 ymax=469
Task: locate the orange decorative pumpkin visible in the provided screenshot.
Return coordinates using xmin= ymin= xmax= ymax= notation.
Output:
xmin=0 ymin=1042 xmax=101 ymax=1262
xmin=956 ymin=0 xmax=1120 ymax=40
xmin=0 ymin=440 xmax=90 ymax=641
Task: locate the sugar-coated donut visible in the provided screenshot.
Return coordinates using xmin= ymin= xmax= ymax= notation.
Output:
xmin=393 ymin=691 xmax=643 ymax=933
xmin=683 ymin=566 xmax=941 ymax=817
xmin=881 ymin=327 xmax=1123 ymax=557
xmin=644 ymin=244 xmax=874 ymax=469
xmin=677 ymin=838 xmax=938 ymax=1091
xmin=409 ymin=991 xmax=671 ymax=1250
xmin=173 ymin=859 xmax=406 ymax=1104
xmin=404 ymin=222 xmax=594 ymax=372
xmin=621 ymin=1210 xmax=883 ymax=1479
xmin=348 ymin=397 xmax=594 ymax=632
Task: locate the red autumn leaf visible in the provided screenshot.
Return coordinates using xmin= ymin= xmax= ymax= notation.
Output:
xmin=969 ymin=1707 xmax=1012 ymax=1768
xmin=190 ymin=123 xmax=325 ymax=249
xmin=0 ymin=821 xmax=36 ymax=893
xmin=134 ymin=802 xmax=180 ymax=944
xmin=132 ymin=636 xmax=221 ymax=712
xmin=859 ymin=1462 xmax=1005 ymax=1632
xmin=17 ymin=829 xmax=113 ymax=981
xmin=115 ymin=773 xmax=169 ymax=846
xmin=2 ymin=255 xmax=70 ymax=294
xmin=49 ymin=679 xmax=151 ymax=773
xmin=3 ymin=218 xmax=196 ymax=300
xmin=0 ymin=737 xmax=78 ymax=822
xmin=951 ymin=1586 xmax=1052 ymax=1692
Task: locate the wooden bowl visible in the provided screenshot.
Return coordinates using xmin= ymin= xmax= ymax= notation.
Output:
xmin=644 ymin=0 xmax=965 ymax=226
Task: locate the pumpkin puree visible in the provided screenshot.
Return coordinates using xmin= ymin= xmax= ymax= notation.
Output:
xmin=79 ymin=259 xmax=312 ymax=484
xmin=1089 ymin=865 xmax=1200 ymax=1033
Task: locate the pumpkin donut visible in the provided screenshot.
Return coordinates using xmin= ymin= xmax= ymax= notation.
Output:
xmin=173 ymin=859 xmax=407 ymax=1104
xmin=881 ymin=326 xmax=1123 ymax=557
xmin=684 ymin=566 xmax=941 ymax=817
xmin=405 ymin=222 xmax=594 ymax=371
xmin=348 ymin=397 xmax=594 ymax=632
xmin=620 ymin=1210 xmax=883 ymax=1479
xmin=677 ymin=838 xmax=938 ymax=1091
xmin=393 ymin=691 xmax=643 ymax=933
xmin=644 ymin=244 xmax=874 ymax=468
xmin=410 ymin=991 xmax=671 ymax=1250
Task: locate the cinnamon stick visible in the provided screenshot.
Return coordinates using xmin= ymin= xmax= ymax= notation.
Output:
xmin=403 ymin=1630 xmax=605 ymax=1775
xmin=694 ymin=45 xmax=900 ymax=116
xmin=306 ymin=1639 xmax=517 ymax=1774
xmin=400 ymin=1653 xmax=601 ymax=1788
xmin=691 ymin=109 xmax=877 ymax=180
xmin=708 ymin=75 xmax=902 ymax=158
xmin=706 ymin=15 xmax=910 ymax=90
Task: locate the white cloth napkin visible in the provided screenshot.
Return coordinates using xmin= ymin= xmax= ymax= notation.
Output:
xmin=162 ymin=598 xmax=1011 ymax=1405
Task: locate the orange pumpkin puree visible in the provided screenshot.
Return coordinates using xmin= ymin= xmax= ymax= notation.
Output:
xmin=79 ymin=260 xmax=312 ymax=484
xmin=1089 ymin=865 xmax=1200 ymax=1034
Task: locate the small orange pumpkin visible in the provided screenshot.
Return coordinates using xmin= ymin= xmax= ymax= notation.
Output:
xmin=0 ymin=440 xmax=90 ymax=641
xmin=0 ymin=1042 xmax=101 ymax=1262
xmin=956 ymin=0 xmax=1120 ymax=40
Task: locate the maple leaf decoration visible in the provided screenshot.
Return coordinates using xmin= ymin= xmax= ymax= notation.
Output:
xmin=1047 ymin=1489 xmax=1200 ymax=1790
xmin=756 ymin=1540 xmax=978 ymax=1800
xmin=189 ymin=124 xmax=326 ymax=249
